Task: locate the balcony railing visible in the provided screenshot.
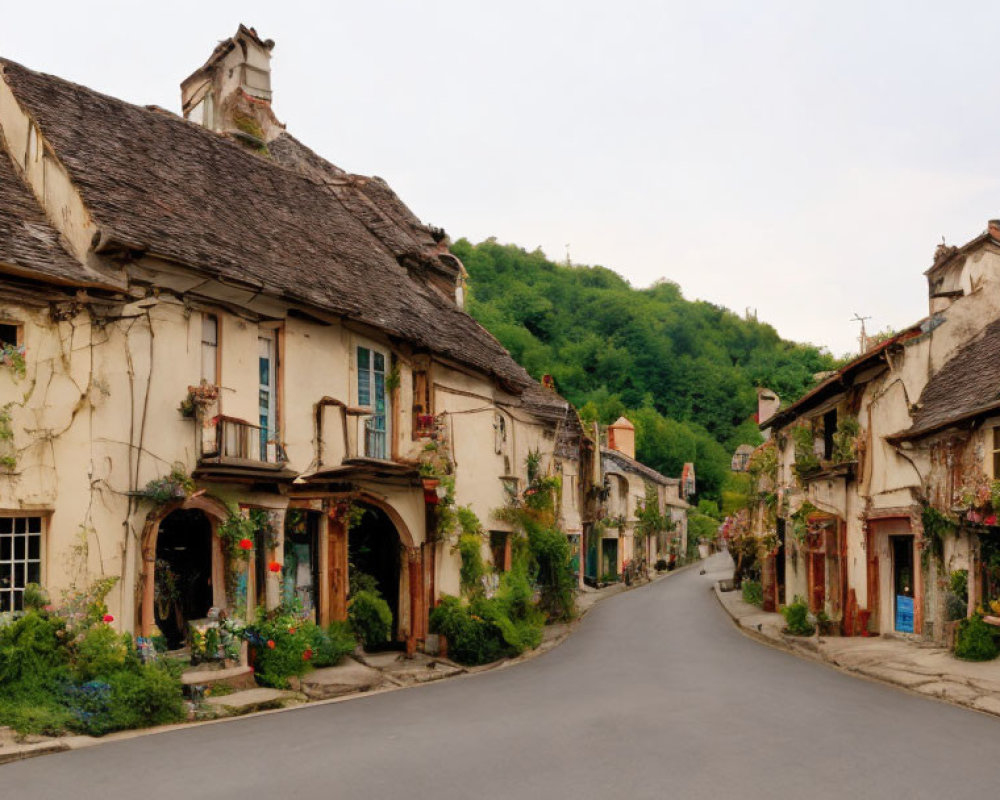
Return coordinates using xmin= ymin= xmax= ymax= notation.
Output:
xmin=199 ymin=415 xmax=286 ymax=466
xmin=364 ymin=418 xmax=387 ymax=460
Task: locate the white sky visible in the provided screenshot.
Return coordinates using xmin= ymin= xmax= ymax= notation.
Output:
xmin=4 ymin=1 xmax=998 ymax=356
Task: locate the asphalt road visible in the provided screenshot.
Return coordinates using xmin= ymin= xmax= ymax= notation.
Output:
xmin=5 ymin=554 xmax=999 ymax=799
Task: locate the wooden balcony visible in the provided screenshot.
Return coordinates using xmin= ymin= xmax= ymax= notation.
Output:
xmin=196 ymin=415 xmax=296 ymax=482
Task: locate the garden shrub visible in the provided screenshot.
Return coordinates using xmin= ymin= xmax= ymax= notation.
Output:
xmin=348 ymin=590 xmax=393 ymax=650
xmin=304 ymin=620 xmax=355 ymax=668
xmin=782 ymin=597 xmax=815 ymax=636
xmin=457 ymin=532 xmax=487 ymax=596
xmin=241 ymin=610 xmax=315 ymax=689
xmin=655 ymin=559 xmax=668 ymax=572
xmin=0 ymin=598 xmax=184 ymax=736
xmin=954 ymin=614 xmax=999 ymax=661
xmin=741 ymin=579 xmax=763 ymax=607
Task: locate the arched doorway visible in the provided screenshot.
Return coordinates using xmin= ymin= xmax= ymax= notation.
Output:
xmin=154 ymin=508 xmax=214 ymax=649
xmin=349 ymin=502 xmax=403 ymax=647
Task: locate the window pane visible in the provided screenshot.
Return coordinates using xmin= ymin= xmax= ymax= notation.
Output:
xmin=0 ymin=518 xmax=10 ymax=534
xmin=27 ymin=517 xmax=40 ymax=533
xmin=27 ymin=562 xmax=39 ymax=585
xmin=357 ymin=347 xmax=370 ymax=370
xmin=0 ymin=563 xmax=9 ymax=588
xmin=0 ymin=535 xmax=9 ymax=560
xmin=374 ymin=352 xmax=385 ymax=372
xmin=0 ymin=324 xmax=18 ymax=347
xmin=201 ymin=315 xmax=218 ymax=346
xmin=14 ymin=536 xmax=24 ymax=561
xmin=259 ymin=356 xmax=270 ymax=387
xmin=202 ymin=345 xmax=217 ymax=385
xmin=358 ymin=369 xmax=371 ymax=407
xmin=0 ymin=592 xmax=8 ymax=613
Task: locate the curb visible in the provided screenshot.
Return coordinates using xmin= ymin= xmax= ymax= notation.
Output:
xmin=711 ymin=580 xmax=1000 ymax=722
xmin=2 ymin=558 xmax=706 ymax=764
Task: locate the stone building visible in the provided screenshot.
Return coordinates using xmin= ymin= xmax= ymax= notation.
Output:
xmin=755 ymin=222 xmax=1000 ymax=640
xmin=0 ymin=26 xmax=589 ymax=655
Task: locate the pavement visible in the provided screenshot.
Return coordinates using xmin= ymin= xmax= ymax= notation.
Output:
xmin=5 ymin=556 xmax=999 ymax=798
xmin=0 ymin=565 xmax=675 ymax=764
xmin=714 ymin=560 xmax=1000 ymax=717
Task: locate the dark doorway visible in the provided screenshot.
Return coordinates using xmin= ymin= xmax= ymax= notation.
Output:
xmin=349 ymin=503 xmax=402 ymax=647
xmin=892 ymin=535 xmax=915 ymax=633
xmin=601 ymin=538 xmax=618 ymax=581
xmin=155 ymin=509 xmax=214 ymax=649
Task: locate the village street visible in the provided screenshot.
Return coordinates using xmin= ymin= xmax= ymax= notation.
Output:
xmin=0 ymin=555 xmax=997 ymax=799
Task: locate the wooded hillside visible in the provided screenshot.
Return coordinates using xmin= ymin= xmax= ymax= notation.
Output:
xmin=454 ymin=238 xmax=835 ymax=500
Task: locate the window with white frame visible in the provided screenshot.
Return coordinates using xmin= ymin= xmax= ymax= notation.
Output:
xmin=0 ymin=516 xmax=42 ymax=612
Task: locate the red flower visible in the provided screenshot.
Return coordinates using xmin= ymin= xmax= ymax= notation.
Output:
xmin=302 ymin=648 xmax=313 ymax=661
xmin=268 ymin=561 xmax=281 ymax=573
xmin=267 ymin=639 xmax=276 ymax=650
xmin=288 ymin=627 xmax=297 ymax=635
xmin=238 ymin=538 xmax=253 ymax=551
xmin=102 ymin=614 xmax=114 ymax=623
xmin=987 ymin=515 xmax=997 ymax=526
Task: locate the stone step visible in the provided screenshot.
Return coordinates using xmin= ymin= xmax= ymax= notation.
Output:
xmin=182 ymin=664 xmax=256 ymax=696
xmin=204 ymin=687 xmax=295 ymax=717
xmin=300 ymin=659 xmax=383 ymax=700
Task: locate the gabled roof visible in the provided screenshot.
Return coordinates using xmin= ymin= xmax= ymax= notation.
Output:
xmin=764 ymin=320 xmax=926 ymax=430
xmin=890 ymin=317 xmax=1000 ymax=442
xmin=0 ymin=58 xmax=531 ymax=390
xmin=0 ymin=139 xmax=111 ymax=288
xmin=601 ymin=446 xmax=678 ymax=487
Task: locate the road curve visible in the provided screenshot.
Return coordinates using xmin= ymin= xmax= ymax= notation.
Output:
xmin=4 ymin=554 xmax=998 ymax=799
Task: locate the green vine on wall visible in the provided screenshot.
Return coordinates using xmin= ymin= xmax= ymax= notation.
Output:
xmin=921 ymin=505 xmax=958 ymax=570
xmin=0 ymin=403 xmax=15 ymax=471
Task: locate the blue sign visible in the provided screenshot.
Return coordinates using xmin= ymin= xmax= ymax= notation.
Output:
xmin=896 ymin=595 xmax=914 ymax=633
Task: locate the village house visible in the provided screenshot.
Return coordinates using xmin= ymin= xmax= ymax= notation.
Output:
xmin=586 ymin=416 xmax=689 ymax=583
xmin=751 ymin=221 xmax=1000 ymax=641
xmin=0 ymin=26 xmax=592 ymax=656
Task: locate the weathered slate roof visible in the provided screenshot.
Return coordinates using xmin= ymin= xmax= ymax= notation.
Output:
xmin=892 ymin=318 xmax=1000 ymax=441
xmin=0 ymin=140 xmax=105 ymax=287
xmin=601 ymin=446 xmax=678 ymax=487
xmin=519 ymin=382 xmax=585 ymax=460
xmin=0 ymin=59 xmax=530 ymax=390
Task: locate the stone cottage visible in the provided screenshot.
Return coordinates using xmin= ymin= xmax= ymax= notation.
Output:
xmin=0 ymin=25 xmax=589 ymax=655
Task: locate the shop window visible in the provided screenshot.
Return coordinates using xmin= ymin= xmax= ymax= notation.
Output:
xmin=0 ymin=516 xmax=42 ymax=612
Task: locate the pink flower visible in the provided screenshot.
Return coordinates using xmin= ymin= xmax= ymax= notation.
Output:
xmin=102 ymin=614 xmax=114 ymax=623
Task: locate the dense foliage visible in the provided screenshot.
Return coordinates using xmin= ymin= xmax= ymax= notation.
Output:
xmin=348 ymin=590 xmax=393 ymax=650
xmin=0 ymin=580 xmax=184 ymax=736
xmin=954 ymin=614 xmax=999 ymax=661
xmin=456 ymin=238 xmax=835 ymax=499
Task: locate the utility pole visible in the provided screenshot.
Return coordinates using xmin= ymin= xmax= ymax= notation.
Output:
xmin=851 ymin=313 xmax=872 ymax=355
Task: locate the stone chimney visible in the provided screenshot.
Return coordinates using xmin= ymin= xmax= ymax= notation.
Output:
xmin=181 ymin=25 xmax=283 ymax=148
xmin=607 ymin=416 xmax=635 ymax=460
xmin=757 ymin=388 xmax=780 ymax=427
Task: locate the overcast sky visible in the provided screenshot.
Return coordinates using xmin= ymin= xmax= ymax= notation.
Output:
xmin=4 ymin=1 xmax=998 ymax=356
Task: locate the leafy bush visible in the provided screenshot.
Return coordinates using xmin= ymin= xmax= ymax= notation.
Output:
xmin=349 ymin=590 xmax=393 ymax=650
xmin=305 ymin=620 xmax=355 ymax=668
xmin=240 ymin=611 xmax=315 ymax=689
xmin=0 ymin=597 xmax=184 ymax=736
xmin=655 ymin=558 xmax=668 ymax=572
xmin=950 ymin=570 xmax=969 ymax=603
xmin=954 ymin=614 xmax=999 ymax=661
xmin=782 ymin=597 xmax=815 ymax=636
xmin=430 ymin=564 xmax=545 ymax=666
xmin=457 ymin=533 xmax=487 ymax=596
xmin=741 ymin=579 xmax=763 ymax=607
